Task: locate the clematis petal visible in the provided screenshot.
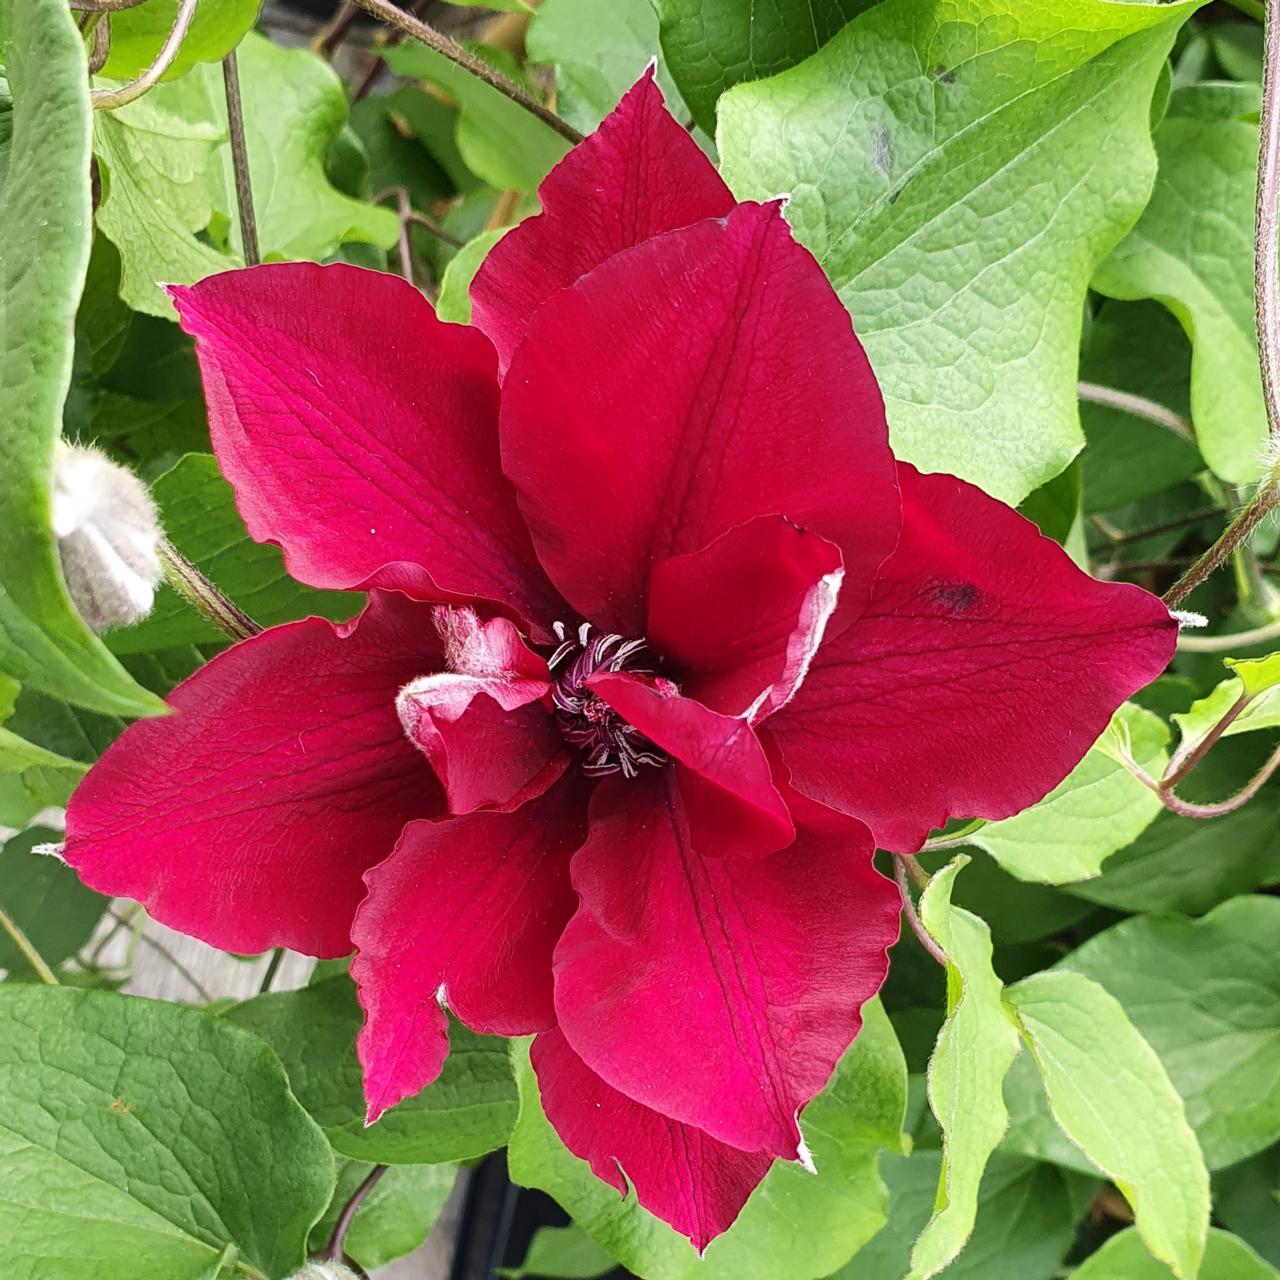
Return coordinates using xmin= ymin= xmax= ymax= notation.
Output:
xmin=532 ymin=1028 xmax=773 ymax=1253
xmin=501 ymin=201 xmax=899 ymax=636
xmin=647 ymin=516 xmax=844 ymax=719
xmin=397 ymin=610 xmax=567 ymax=814
xmin=171 ymin=262 xmax=561 ymax=634
xmin=588 ymin=671 xmax=793 ymax=857
xmin=353 ymin=774 xmax=588 ymax=1123
xmin=398 ymin=686 xmax=567 ymax=816
xmin=64 ymin=592 xmax=444 ymax=958
xmin=770 ymin=464 xmax=1178 ymax=852
xmin=552 ymin=774 xmax=899 ymax=1160
xmin=471 ymin=67 xmax=733 ymax=375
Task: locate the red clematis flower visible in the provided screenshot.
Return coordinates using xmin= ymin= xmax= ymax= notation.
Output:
xmin=64 ymin=73 xmax=1176 ymax=1249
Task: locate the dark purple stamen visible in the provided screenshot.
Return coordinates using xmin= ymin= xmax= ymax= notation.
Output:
xmin=548 ymin=621 xmax=668 ymax=778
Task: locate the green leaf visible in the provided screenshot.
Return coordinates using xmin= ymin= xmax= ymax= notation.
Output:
xmin=0 ymin=984 xmax=334 ymax=1278
xmin=0 ymin=0 xmax=161 ymax=718
xmin=1093 ymin=87 xmax=1265 ymax=485
xmin=932 ymin=849 xmax=1094 ymax=948
xmin=1079 ymin=300 xmax=1202 ymax=514
xmin=1209 ymin=22 xmax=1265 ymax=84
xmin=107 ymin=454 xmax=356 ymax=655
xmin=1172 ymin=652 xmax=1280 ymax=753
xmin=1215 ymin=1145 xmax=1280 ymax=1270
xmin=93 ymin=75 xmax=234 ymax=318
xmin=1062 ymin=898 xmax=1280 ymax=1170
xmin=206 ymin=34 xmax=399 ymax=262
xmin=958 ymin=704 xmax=1168 ymax=885
xmin=308 ymin=1159 xmax=458 ymax=1270
xmin=348 ymin=90 xmax=462 ymax=211
xmin=224 ymin=973 xmax=518 ymax=1164
xmin=384 ymin=41 xmax=571 ymax=192
xmin=500 ymin=1224 xmax=616 ymax=1279
xmin=100 ymin=0 xmax=261 ymax=84
xmin=529 ymin=0 xmax=686 ymax=133
xmin=660 ymin=0 xmax=869 ymax=132
xmin=435 ymin=0 xmax=531 ymax=11
xmin=0 ymin=644 xmax=208 ymax=803
xmin=1070 ymin=1228 xmax=1278 ymax=1280
xmin=507 ymin=998 xmax=907 ymax=1280
xmin=1167 ymin=80 xmax=1261 ymax=124
xmin=437 ymin=228 xmax=508 ymax=325
xmin=0 ymin=76 xmax=12 ymax=183
xmin=831 ymin=1152 xmax=1093 ymax=1280
xmin=67 ymin=245 xmax=213 ymax=471
xmin=908 ymin=858 xmax=1021 ymax=1279
xmin=1007 ymin=970 xmax=1210 ymax=1279
xmin=0 ymin=673 xmax=91 ymax=810
xmin=1017 ymin=460 xmax=1082 ymax=552
xmin=717 ymin=0 xmax=1200 ymax=506
xmin=0 ymin=826 xmax=105 ymax=974
xmin=372 ymin=85 xmax=481 ymax=197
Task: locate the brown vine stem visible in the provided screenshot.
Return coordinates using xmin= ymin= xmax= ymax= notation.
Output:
xmin=0 ymin=906 xmax=59 ymax=985
xmin=1164 ymin=691 xmax=1251 ymax=787
xmin=257 ymin=948 xmax=285 ymax=995
xmin=312 ymin=1 xmax=359 ymax=57
xmin=371 ymin=186 xmax=418 ymax=281
xmin=407 ymin=209 xmax=465 ymax=249
xmin=222 ymin=51 xmax=261 ymax=267
xmin=158 ymin=538 xmax=261 ymax=642
xmin=325 ymin=1164 xmax=390 ymax=1260
xmin=349 ymin=0 xmax=432 ymax=102
xmin=87 ymin=16 xmax=111 ymax=74
xmin=1076 ymin=381 xmax=1195 ymax=445
xmin=1115 ymin=691 xmax=1280 ymax=819
xmin=1093 ymin=506 xmax=1221 ymax=550
xmin=1163 ymin=482 xmax=1280 ymax=616
xmin=90 ymin=0 xmax=198 ymax=110
xmin=893 ymin=858 xmax=947 ymax=969
xmin=1164 ymin=0 xmax=1280 ymax=609
xmin=901 ymin=852 xmax=931 ymax=890
xmin=345 ymin=0 xmax=584 ymax=146
xmin=1160 ymin=742 xmax=1280 ymax=819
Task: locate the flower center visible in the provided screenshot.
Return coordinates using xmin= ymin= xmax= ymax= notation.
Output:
xmin=548 ymin=622 xmax=669 ymax=778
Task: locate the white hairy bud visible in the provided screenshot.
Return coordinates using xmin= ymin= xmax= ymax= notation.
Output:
xmin=288 ymin=1264 xmax=361 ymax=1280
xmin=50 ymin=443 xmax=162 ymax=633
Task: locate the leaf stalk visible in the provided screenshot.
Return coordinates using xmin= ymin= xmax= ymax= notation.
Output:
xmin=344 ymin=0 xmax=584 ymax=146
xmin=222 ymin=50 xmax=261 ymax=267
xmin=158 ymin=538 xmax=261 ymax=643
xmin=0 ymin=905 xmax=59 ymax=985
xmin=893 ymin=858 xmax=947 ymax=968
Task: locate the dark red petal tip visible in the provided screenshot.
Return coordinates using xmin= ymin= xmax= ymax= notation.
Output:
xmin=64 ymin=592 xmax=444 ymax=958
xmin=174 ymin=261 xmax=561 ymax=633
xmin=500 ymin=201 xmax=899 ymax=635
xmin=471 ymin=69 xmax=734 ymax=374
xmin=354 ymin=774 xmax=588 ymax=1123
xmin=772 ymin=463 xmax=1178 ymax=851
xmin=533 ymin=1029 xmax=774 ymax=1252
xmin=552 ymin=775 xmax=899 ymax=1160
